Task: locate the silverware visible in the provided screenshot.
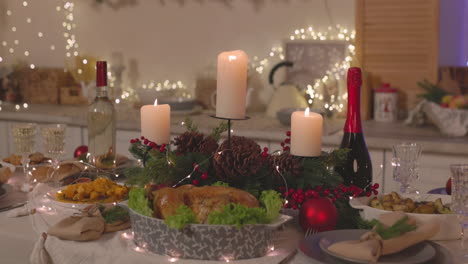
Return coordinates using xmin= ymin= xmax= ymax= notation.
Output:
xmin=279 ymin=248 xmax=298 ymax=264
xmin=0 ymin=201 xmax=27 ymax=212
xmin=305 ymin=228 xmax=318 ymax=238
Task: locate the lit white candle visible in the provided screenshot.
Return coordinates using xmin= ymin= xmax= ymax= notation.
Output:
xmin=140 ymin=99 xmax=171 ymax=145
xmin=290 ymin=108 xmax=323 ymax=157
xmin=216 ymin=50 xmax=248 ymax=119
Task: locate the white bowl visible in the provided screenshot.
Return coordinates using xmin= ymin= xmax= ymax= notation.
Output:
xmin=349 ymin=193 xmax=460 ymax=240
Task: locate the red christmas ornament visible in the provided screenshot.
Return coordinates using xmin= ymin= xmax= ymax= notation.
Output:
xmin=446 ymin=178 xmax=452 ymax=195
xmin=74 ymin=145 xmax=88 ymax=158
xmin=299 ymin=197 xmax=338 ymax=232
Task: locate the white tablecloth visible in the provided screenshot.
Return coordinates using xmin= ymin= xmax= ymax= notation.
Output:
xmin=0 ymin=176 xmax=466 ymax=264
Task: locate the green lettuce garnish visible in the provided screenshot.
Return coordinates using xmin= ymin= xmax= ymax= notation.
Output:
xmin=128 ymin=187 xmax=153 ymax=217
xmin=211 ymin=181 xmax=229 ymax=187
xmin=165 ymin=205 xmax=198 ymax=230
xmin=260 ymin=190 xmax=283 ymax=222
xmin=206 ymin=190 xmax=283 ymax=227
xmin=207 ymin=204 xmax=269 ymax=227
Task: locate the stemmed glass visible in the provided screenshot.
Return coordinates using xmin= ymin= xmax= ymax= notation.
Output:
xmin=450 ymin=164 xmax=468 ymax=260
xmin=11 ymin=123 xmax=37 ymax=189
xmin=41 ymin=124 xmax=67 ymax=187
xmin=391 ymin=142 xmax=422 ymax=194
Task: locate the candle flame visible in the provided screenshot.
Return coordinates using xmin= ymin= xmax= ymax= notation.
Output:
xmin=154 ymin=99 xmax=158 ymax=106
xmin=305 ymin=107 xmax=310 ymax=117
xmin=228 ymin=55 xmax=237 ymax=61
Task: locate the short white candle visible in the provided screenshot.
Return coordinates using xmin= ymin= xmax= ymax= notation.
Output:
xmin=290 ymin=108 xmax=323 ymax=157
xmin=140 ymin=99 xmax=171 ymax=145
xmin=216 ymin=50 xmax=248 ymax=119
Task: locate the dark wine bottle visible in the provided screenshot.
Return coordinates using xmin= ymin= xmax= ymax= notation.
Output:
xmin=336 ymin=67 xmax=372 ymax=189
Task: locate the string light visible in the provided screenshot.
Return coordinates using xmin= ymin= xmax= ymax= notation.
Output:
xmin=0 ymin=1 xmax=354 ymax=111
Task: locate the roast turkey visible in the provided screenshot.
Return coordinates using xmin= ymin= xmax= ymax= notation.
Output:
xmin=152 ymin=185 xmax=259 ymax=223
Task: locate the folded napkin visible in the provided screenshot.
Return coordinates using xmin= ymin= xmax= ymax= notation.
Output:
xmin=32 ymin=161 xmax=86 ymax=184
xmin=328 ymin=212 xmax=440 ymax=263
xmin=7 ymin=205 xmax=35 ymax=217
xmin=48 ymin=205 xmax=105 ymax=241
xmin=47 ymin=204 xmax=131 ymax=241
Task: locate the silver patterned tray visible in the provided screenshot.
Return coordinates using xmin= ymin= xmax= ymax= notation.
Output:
xmin=127 ymin=207 xmax=292 ymax=260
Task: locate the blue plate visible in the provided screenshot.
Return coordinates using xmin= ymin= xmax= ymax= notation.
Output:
xmin=299 ymin=229 xmax=453 ymax=264
xmin=428 ymin=188 xmax=448 ymax=195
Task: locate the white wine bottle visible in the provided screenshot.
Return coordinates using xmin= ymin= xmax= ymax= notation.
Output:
xmin=87 ymin=61 xmax=116 ymax=169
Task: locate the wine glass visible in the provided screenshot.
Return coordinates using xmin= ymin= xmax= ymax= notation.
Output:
xmin=391 ymin=142 xmax=421 ymax=194
xmin=11 ymin=123 xmax=37 ymax=189
xmin=450 ymin=164 xmax=468 ymax=260
xmin=41 ymin=124 xmax=67 ymax=187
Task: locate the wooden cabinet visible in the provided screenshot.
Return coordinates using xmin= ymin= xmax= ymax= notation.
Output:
xmin=355 ymin=0 xmax=439 ymax=111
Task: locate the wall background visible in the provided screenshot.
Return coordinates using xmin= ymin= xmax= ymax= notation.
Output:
xmin=0 ymin=0 xmax=354 ymax=98
xmin=438 ymin=0 xmax=468 ymax=66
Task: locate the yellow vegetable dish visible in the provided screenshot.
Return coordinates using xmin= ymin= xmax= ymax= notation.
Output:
xmin=369 ymin=192 xmax=453 ymax=214
xmin=57 ymin=178 xmax=129 ymax=204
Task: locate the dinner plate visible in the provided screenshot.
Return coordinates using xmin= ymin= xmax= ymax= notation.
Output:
xmin=46 ymin=186 xmax=127 ymax=209
xmin=0 ymin=184 xmax=13 ymax=200
xmin=428 ymin=188 xmax=447 ymax=195
xmin=299 ymin=229 xmax=452 ymax=264
xmin=318 ymin=229 xmax=435 ymax=264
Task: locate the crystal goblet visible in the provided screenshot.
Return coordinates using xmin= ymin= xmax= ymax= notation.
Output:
xmin=41 ymin=124 xmax=66 ymax=187
xmin=11 ymin=123 xmax=37 ymax=189
xmin=391 ymin=142 xmax=421 ymax=194
xmin=450 ymin=164 xmax=468 ymax=260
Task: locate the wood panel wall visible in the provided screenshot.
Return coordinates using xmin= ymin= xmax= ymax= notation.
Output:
xmin=355 ymin=0 xmax=439 ymax=113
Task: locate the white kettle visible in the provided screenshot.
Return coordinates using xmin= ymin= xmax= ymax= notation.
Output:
xmin=266 ymin=61 xmax=308 ymax=117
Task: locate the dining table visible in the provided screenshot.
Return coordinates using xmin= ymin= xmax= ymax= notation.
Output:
xmin=0 ymin=170 xmax=465 ymax=264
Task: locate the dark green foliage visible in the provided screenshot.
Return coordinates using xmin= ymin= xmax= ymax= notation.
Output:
xmin=183 ymin=117 xmax=198 ymax=132
xmin=417 ymin=79 xmax=449 ymax=103
xmin=99 ymin=205 xmax=129 ymax=224
xmin=210 ymin=121 xmax=229 ymax=141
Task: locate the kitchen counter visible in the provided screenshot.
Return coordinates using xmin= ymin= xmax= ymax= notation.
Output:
xmin=0 ymin=103 xmax=467 ymax=156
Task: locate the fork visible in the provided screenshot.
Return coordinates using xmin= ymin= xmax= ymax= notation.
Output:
xmin=304 ymin=228 xmax=318 ymax=238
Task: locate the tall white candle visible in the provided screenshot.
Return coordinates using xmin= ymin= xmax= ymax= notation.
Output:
xmin=216 ymin=50 xmax=248 ymax=119
xmin=290 ymin=108 xmax=323 ymax=157
xmin=140 ymin=99 xmax=171 ymax=145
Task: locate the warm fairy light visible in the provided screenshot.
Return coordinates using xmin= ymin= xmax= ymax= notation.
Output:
xmin=1 ymin=1 xmax=353 ymax=109
xmin=168 ymin=257 xmax=178 ymax=262
xmin=30 ymin=64 xmax=35 ymax=69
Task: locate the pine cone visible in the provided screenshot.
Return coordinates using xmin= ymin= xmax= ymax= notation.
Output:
xmin=269 ymin=153 xmax=302 ymax=180
xmin=173 ymin=132 xmax=219 ymax=155
xmin=173 ymin=132 xmax=205 ymax=154
xmin=213 ymin=136 xmax=262 ymax=184
xmin=199 ymin=137 xmax=219 ymax=155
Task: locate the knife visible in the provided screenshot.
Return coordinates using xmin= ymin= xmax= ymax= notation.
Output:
xmin=0 ymin=201 xmax=27 ymax=212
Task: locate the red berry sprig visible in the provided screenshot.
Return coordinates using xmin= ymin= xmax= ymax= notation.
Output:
xmin=261 ymin=147 xmax=269 ymax=158
xmin=281 ymin=183 xmax=380 ymax=209
xmin=280 ymin=131 xmax=291 ymax=152
xmin=129 ymin=136 xmax=168 ymax=153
